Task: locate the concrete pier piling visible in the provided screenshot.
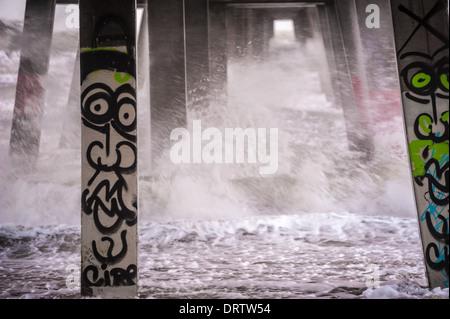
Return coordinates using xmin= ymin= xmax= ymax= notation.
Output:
xmin=79 ymin=0 xmax=138 ymax=297
xmin=9 ymin=0 xmax=56 ymax=166
xmin=391 ymin=0 xmax=449 ymax=289
xmin=148 ymin=0 xmax=187 ymax=165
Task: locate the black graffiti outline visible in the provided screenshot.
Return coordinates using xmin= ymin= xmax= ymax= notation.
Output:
xmin=85 ymin=140 xmax=137 ymax=177
xmin=418 ymin=162 xmax=449 ymax=206
xmin=426 ymin=211 xmax=449 ymax=244
xmin=425 ymin=211 xmax=448 ymax=275
xmin=81 ymin=80 xmax=137 ymax=287
xmin=82 ymin=264 xmax=137 ymax=287
xmin=80 ymin=11 xmax=138 ymax=291
xmin=426 ymin=243 xmax=448 ymax=273
xmin=92 ymin=230 xmax=128 ymax=264
xmin=81 ymin=82 xmax=137 ymax=142
xmin=413 ymin=111 xmax=449 ymax=144
xmin=81 ymin=80 xmax=138 ymax=234
xmin=400 ymin=55 xmax=449 ymax=123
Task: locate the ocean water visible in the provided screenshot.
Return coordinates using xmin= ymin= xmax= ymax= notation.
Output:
xmin=0 ymin=20 xmax=448 ymax=300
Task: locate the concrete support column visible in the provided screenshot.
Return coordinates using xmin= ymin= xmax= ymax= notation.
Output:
xmin=391 ymin=0 xmax=449 ymax=289
xmin=248 ymin=9 xmax=265 ymax=60
xmin=209 ymin=2 xmax=228 ymax=110
xmin=304 ymin=6 xmax=335 ymax=104
xmin=185 ymin=0 xmax=210 ymax=116
xmin=334 ymin=0 xmax=374 ymax=158
xmin=9 ymin=0 xmax=56 ymax=167
xmin=317 ymin=5 xmax=339 ymax=106
xmin=353 ymin=0 xmax=402 ymax=125
xmin=322 ymin=2 xmax=370 ymax=155
xmin=148 ymin=0 xmax=186 ymax=164
xmin=294 ymin=8 xmax=314 ymax=45
xmin=262 ymin=13 xmax=274 ymax=49
xmin=59 ymin=49 xmax=80 ymax=149
xmin=231 ymin=7 xmax=249 ymax=59
xmin=79 ymin=0 xmax=138 ymax=297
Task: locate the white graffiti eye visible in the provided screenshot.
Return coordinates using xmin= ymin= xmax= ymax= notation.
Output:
xmin=110 ymin=84 xmax=136 ymax=132
xmin=115 ymin=90 xmax=136 ymax=132
xmin=90 ymin=98 xmax=110 ymax=116
xmin=118 ymin=102 xmax=136 ymax=127
xmin=81 ymin=84 xmax=114 ymax=124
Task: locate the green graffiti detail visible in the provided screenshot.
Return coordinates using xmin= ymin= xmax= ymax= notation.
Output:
xmin=412 ymin=72 xmax=431 ymax=88
xmin=418 ymin=114 xmax=432 ymax=134
xmin=114 ymin=72 xmax=131 ymax=84
xmin=410 ymin=140 xmax=433 ymax=177
xmin=409 ymin=140 xmax=449 ymax=177
xmin=440 ymin=73 xmax=449 ymax=90
xmin=442 ymin=111 xmax=449 ymax=122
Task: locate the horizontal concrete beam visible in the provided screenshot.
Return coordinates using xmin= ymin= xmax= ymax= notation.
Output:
xmin=212 ymin=0 xmax=332 ymax=4
xmin=225 ymin=2 xmax=324 ymax=7
xmin=56 ymin=0 xmax=147 ymax=4
xmin=57 ymin=0 xmax=331 ymax=5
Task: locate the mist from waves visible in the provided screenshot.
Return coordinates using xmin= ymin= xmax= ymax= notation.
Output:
xmin=0 ymin=18 xmax=416 ymax=227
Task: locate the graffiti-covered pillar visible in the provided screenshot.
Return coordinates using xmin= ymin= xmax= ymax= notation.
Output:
xmin=9 ymin=0 xmax=56 ymax=166
xmin=391 ymin=0 xmax=449 ymax=289
xmin=79 ymin=0 xmax=138 ymax=297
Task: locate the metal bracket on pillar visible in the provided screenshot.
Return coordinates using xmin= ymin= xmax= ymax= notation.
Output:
xmin=79 ymin=0 xmax=138 ymax=297
xmin=9 ymin=0 xmax=56 ymax=167
xmin=391 ymin=0 xmax=449 ymax=289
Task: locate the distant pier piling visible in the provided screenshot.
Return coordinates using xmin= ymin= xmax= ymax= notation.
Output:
xmin=391 ymin=0 xmax=449 ymax=289
xmin=79 ymin=0 xmax=138 ymax=297
xmin=148 ymin=0 xmax=187 ymax=165
xmin=320 ymin=1 xmax=374 ymax=157
xmin=9 ymin=0 xmax=56 ymax=166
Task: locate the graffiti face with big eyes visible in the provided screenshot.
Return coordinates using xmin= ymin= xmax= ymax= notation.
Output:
xmin=400 ymin=54 xmax=449 ymax=104
xmin=81 ymin=75 xmax=137 ymax=174
xmin=400 ymin=52 xmax=449 ymax=144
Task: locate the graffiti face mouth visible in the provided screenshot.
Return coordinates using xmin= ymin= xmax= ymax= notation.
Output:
xmin=86 ymin=138 xmax=136 ymax=173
